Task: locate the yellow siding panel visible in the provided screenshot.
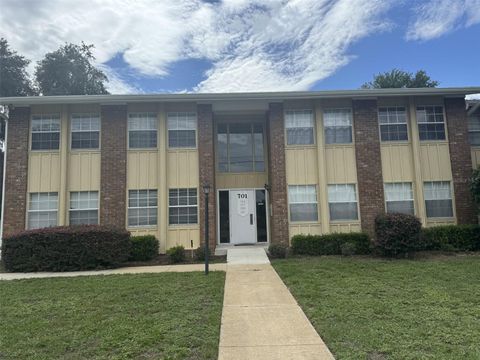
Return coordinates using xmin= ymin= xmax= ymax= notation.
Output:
xmin=289 ymin=224 xmax=322 ymax=239
xmin=28 ymin=153 xmax=61 ymax=192
xmin=216 ymin=173 xmax=267 ymax=189
xmin=419 ymin=143 xmax=452 ymax=180
xmin=325 ymin=146 xmax=356 ymax=184
xmin=381 ymin=144 xmax=414 ymax=182
xmin=127 ymin=151 xmax=158 ymax=189
xmin=68 ymin=152 xmax=101 ymax=191
xmin=426 ymin=219 xmax=456 ymax=227
xmin=167 ymin=227 xmax=200 ymax=250
xmin=167 ymin=150 xmax=199 ymax=188
xmin=471 ymin=148 xmax=480 ymax=168
xmin=330 ymin=223 xmax=362 ymax=233
xmin=285 ymin=148 xmax=318 ymax=184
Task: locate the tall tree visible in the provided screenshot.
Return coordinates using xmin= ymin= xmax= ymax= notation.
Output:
xmin=361 ymin=69 xmax=439 ymax=89
xmin=0 ymin=38 xmax=36 ymax=97
xmin=35 ymin=42 xmax=109 ymax=95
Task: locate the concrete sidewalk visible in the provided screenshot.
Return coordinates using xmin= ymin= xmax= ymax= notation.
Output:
xmin=218 ymin=248 xmax=334 ymax=360
xmin=0 ymin=263 xmax=227 ymax=281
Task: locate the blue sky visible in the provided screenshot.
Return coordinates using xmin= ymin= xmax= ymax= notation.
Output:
xmin=1 ymin=0 xmax=479 ymax=93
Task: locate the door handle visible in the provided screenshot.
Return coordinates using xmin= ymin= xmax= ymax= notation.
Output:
xmin=250 ymin=214 xmax=254 ymax=225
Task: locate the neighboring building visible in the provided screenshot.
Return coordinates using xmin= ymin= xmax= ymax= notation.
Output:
xmin=1 ymin=87 xmax=480 ymax=253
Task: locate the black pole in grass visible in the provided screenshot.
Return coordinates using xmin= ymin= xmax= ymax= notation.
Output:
xmin=203 ymin=184 xmax=211 ymax=275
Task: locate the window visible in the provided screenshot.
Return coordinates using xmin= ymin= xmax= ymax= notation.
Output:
xmin=71 ymin=114 xmax=100 ymax=149
xmin=468 ymin=114 xmax=480 ymax=146
xmin=28 ymin=192 xmax=58 ymax=229
xmin=378 ymin=107 xmax=408 ymax=141
xmin=167 ymin=112 xmax=196 ymax=148
xmin=285 ymin=110 xmax=314 ymax=145
xmin=128 ymin=113 xmax=157 ymax=149
xmin=328 ymin=184 xmax=358 ymax=220
xmin=384 ymin=182 xmax=414 ymax=215
xmin=128 ymin=190 xmax=158 ymax=226
xmin=324 ymin=109 xmax=352 ymax=144
xmin=217 ymin=123 xmax=265 ymax=172
xmin=424 ymin=181 xmax=453 ymax=218
xmin=417 ymin=106 xmax=446 ymax=141
xmin=69 ymin=191 xmax=99 ymax=225
xmin=169 ymin=188 xmax=198 ymax=225
xmin=31 ymin=114 xmax=60 ymax=150
xmin=288 ymin=185 xmax=318 ymax=222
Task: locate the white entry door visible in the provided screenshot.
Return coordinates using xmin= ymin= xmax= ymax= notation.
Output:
xmin=229 ymin=190 xmax=256 ymax=244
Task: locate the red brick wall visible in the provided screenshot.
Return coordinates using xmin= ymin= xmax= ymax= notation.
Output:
xmin=445 ymin=98 xmax=477 ymax=224
xmin=3 ymin=107 xmax=30 ymax=236
xmin=197 ymin=104 xmax=216 ymax=249
xmin=353 ymin=99 xmax=385 ymax=237
xmin=267 ymin=103 xmax=289 ymax=245
xmin=100 ymin=105 xmax=127 ymax=228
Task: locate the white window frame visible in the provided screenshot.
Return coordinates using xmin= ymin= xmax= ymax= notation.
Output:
xmin=323 ymin=108 xmax=353 ymax=144
xmin=378 ymin=106 xmax=408 ymax=142
xmin=424 ymin=181 xmax=454 ymax=218
xmin=288 ymin=185 xmax=318 ymax=222
xmin=468 ymin=114 xmax=480 ymax=146
xmin=168 ymin=188 xmax=198 ymax=225
xmin=167 ymin=112 xmax=197 ymax=149
xmin=27 ymin=192 xmax=58 ymax=229
xmin=31 ymin=114 xmax=61 ymax=151
xmin=70 ymin=113 xmax=100 ymax=150
xmin=284 ymin=110 xmax=315 ymax=146
xmin=327 ymin=184 xmax=358 ymax=221
xmin=128 ymin=113 xmax=158 ymax=149
xmin=69 ymin=191 xmax=99 ymax=225
xmin=128 ymin=189 xmax=158 ymax=227
xmin=384 ymin=182 xmax=415 ymax=215
xmin=416 ymin=105 xmax=446 ymax=141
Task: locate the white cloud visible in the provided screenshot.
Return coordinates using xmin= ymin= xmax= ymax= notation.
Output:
xmin=406 ymin=0 xmax=480 ymax=41
xmin=96 ymin=65 xmax=143 ymax=94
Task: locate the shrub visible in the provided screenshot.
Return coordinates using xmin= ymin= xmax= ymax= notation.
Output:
xmin=166 ymin=245 xmax=185 ymax=263
xmin=340 ymin=242 xmax=356 ymax=256
xmin=1 ymin=226 xmax=131 ymax=272
xmin=291 ymin=232 xmax=371 ymax=256
xmin=129 ymin=235 xmax=159 ymax=261
xmin=268 ymin=243 xmax=288 ymax=258
xmin=374 ymin=213 xmax=422 ymax=257
xmin=194 ymin=246 xmax=211 ymax=261
xmin=420 ymin=225 xmax=480 ymax=252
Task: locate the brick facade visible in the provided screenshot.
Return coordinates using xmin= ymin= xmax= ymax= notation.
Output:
xmin=267 ymin=103 xmax=289 ymax=245
xmin=197 ymin=104 xmax=216 ymax=249
xmin=353 ymin=99 xmax=385 ymax=237
xmin=100 ymin=105 xmax=127 ymax=228
xmin=445 ymin=98 xmax=477 ymax=224
xmin=3 ymin=107 xmax=30 ymax=236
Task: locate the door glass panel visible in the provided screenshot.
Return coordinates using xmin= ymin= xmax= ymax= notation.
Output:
xmin=229 ymin=124 xmax=253 ymax=172
xmin=219 ymin=191 xmax=230 ymax=243
xmin=256 ymin=190 xmax=267 ymax=242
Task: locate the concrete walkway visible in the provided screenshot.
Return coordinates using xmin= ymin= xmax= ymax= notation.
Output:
xmin=218 ymin=247 xmax=334 ymax=360
xmin=0 ymin=263 xmax=227 ymax=281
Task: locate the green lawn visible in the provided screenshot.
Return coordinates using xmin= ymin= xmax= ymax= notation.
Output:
xmin=273 ymin=256 xmax=480 ymax=360
xmin=0 ymin=272 xmax=225 ymax=360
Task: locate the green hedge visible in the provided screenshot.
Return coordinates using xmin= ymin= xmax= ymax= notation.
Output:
xmin=375 ymin=213 xmax=422 ymax=257
xmin=166 ymin=245 xmax=185 ymax=263
xmin=1 ymin=226 xmax=131 ymax=272
xmin=129 ymin=235 xmax=159 ymax=261
xmin=420 ymin=225 xmax=480 ymax=252
xmin=291 ymin=232 xmax=371 ymax=256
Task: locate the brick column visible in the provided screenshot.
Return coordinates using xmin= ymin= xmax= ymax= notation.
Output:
xmin=267 ymin=103 xmax=289 ymax=245
xmin=100 ymin=105 xmax=127 ymax=228
xmin=197 ymin=104 xmax=216 ymax=250
xmin=445 ymin=98 xmax=477 ymax=224
xmin=3 ymin=107 xmax=30 ymax=236
xmin=353 ymin=99 xmax=385 ymax=237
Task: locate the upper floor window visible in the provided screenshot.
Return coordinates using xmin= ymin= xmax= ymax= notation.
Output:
xmin=384 ymin=182 xmax=414 ymax=215
xmin=288 ymin=185 xmax=318 ymax=222
xmin=71 ymin=114 xmax=100 ymax=149
xmin=128 ymin=113 xmax=157 ymax=149
xmin=128 ymin=189 xmax=158 ymax=227
xmin=416 ymin=106 xmax=446 ymax=141
xmin=285 ymin=110 xmax=314 ymax=145
xmin=69 ymin=191 xmax=99 ymax=225
xmin=328 ymin=184 xmax=358 ymax=221
xmin=217 ymin=123 xmax=265 ymax=173
xmin=378 ymin=107 xmax=408 ymax=141
xmin=167 ymin=112 xmax=196 ymax=148
xmin=28 ymin=192 xmax=58 ymax=229
xmin=468 ymin=114 xmax=480 ymax=146
xmin=424 ymin=181 xmax=453 ymax=218
xmin=31 ymin=114 xmax=60 ymax=150
xmin=324 ymin=109 xmax=352 ymax=144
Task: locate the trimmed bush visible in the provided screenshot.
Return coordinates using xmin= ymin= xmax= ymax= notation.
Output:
xmin=374 ymin=213 xmax=422 ymax=257
xmin=268 ymin=243 xmax=288 ymax=259
xmin=129 ymin=235 xmax=159 ymax=261
xmin=166 ymin=245 xmax=185 ymax=263
xmin=420 ymin=225 xmax=480 ymax=252
xmin=340 ymin=242 xmax=356 ymax=256
xmin=1 ymin=226 xmax=131 ymax=272
xmin=291 ymin=232 xmax=371 ymax=256
xmin=194 ymin=246 xmax=211 ymax=261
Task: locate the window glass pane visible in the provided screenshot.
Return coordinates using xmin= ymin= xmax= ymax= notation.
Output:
xmin=324 ymin=109 xmax=352 ymax=144
xmin=384 ymin=183 xmax=413 ymax=201
xmin=425 ymin=200 xmax=453 ymax=218
xmin=128 ymin=189 xmax=158 ymax=226
xmin=168 ymin=188 xmax=198 ymax=225
xmin=253 ymin=124 xmax=265 ymax=171
xmin=417 ymin=106 xmax=446 ymax=140
xmin=31 ymin=131 xmax=60 ymax=150
xmin=290 ymin=204 xmax=318 ymax=221
xmin=217 ymin=124 xmax=228 ymax=172
xmin=167 ymin=113 xmax=196 ymax=148
xmin=468 ymin=115 xmax=480 ymax=146
xmin=328 ymin=184 xmax=358 ymax=220
xmin=128 ymin=113 xmax=157 ymax=149
xmin=424 ymin=181 xmax=451 ymax=200
xmin=329 ymin=203 xmax=358 ymax=221
xmin=386 ymin=201 xmax=414 ymax=215
xmin=285 ymin=110 xmax=314 ymax=145
xmin=72 ymin=131 xmax=100 ymax=149
xmin=288 ymin=185 xmax=318 ymax=222
xmin=28 ymin=192 xmax=58 ymax=229
xmin=168 ymin=129 xmax=196 ymax=148
xmin=328 ymin=184 xmax=356 ymax=202
xmin=229 ymin=123 xmax=253 ymax=172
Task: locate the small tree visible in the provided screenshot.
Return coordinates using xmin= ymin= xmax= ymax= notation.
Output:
xmin=470 ymin=167 xmax=480 ymax=211
xmin=35 ymin=42 xmax=109 ymax=95
xmin=362 ymin=69 xmax=438 ymax=89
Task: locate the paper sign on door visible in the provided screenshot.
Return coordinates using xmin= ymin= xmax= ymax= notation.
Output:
xmin=237 ymin=193 xmax=249 ymax=216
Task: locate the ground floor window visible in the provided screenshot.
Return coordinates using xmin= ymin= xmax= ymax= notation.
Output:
xmin=69 ymin=191 xmax=99 ymax=225
xmin=169 ymin=188 xmax=198 ymax=225
xmin=288 ymin=185 xmax=318 ymax=222
xmin=28 ymin=192 xmax=58 ymax=229
xmin=424 ymin=181 xmax=453 ymax=218
xmin=328 ymin=184 xmax=358 ymax=221
xmin=128 ymin=189 xmax=158 ymax=226
xmin=384 ymin=182 xmax=414 ymax=215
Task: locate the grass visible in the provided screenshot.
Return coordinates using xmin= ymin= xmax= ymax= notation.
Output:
xmin=0 ymin=272 xmax=225 ymax=360
xmin=272 ymin=256 xmax=480 ymax=360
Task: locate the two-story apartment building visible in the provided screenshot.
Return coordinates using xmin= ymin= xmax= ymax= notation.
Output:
xmin=1 ymin=87 xmax=479 ymax=253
